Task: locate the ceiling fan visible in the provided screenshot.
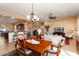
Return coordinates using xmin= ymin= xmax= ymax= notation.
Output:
xmin=48 ymin=13 xmax=56 ymax=19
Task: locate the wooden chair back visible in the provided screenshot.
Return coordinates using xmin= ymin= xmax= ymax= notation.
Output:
xmin=47 ymin=39 xmax=63 ymax=56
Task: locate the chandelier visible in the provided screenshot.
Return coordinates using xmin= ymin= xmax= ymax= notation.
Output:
xmin=27 ymin=3 xmax=39 ymax=22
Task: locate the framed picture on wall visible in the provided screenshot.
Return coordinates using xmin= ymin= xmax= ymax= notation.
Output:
xmin=17 ymin=24 xmax=24 ymax=31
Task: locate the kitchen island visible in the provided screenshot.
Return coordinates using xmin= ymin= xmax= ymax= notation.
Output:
xmin=0 ymin=32 xmax=15 ymax=43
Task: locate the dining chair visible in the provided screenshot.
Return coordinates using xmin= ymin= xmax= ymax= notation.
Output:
xmin=46 ymin=42 xmax=61 ymax=56
xmin=51 ymin=39 xmax=64 ymax=49
xmin=15 ymin=35 xmax=33 ymax=56
xmin=46 ymin=39 xmax=63 ymax=56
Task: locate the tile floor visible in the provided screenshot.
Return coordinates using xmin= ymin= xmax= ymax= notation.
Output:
xmin=62 ymin=38 xmax=79 ymax=56
xmin=0 ymin=36 xmax=15 ymax=55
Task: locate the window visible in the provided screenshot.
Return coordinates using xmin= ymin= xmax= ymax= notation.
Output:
xmin=0 ymin=25 xmax=6 ymax=32
xmin=54 ymin=27 xmax=64 ymax=32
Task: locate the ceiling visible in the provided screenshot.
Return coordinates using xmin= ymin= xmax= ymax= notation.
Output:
xmin=0 ymin=15 xmax=25 ymax=24
xmin=0 ymin=3 xmax=79 ymax=21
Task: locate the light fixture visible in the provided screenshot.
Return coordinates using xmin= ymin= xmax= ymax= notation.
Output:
xmin=27 ymin=3 xmax=39 ymax=22
xmin=49 ymin=12 xmax=56 ymax=19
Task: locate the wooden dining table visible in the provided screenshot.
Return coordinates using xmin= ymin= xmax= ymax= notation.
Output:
xmin=25 ymin=38 xmax=52 ymax=56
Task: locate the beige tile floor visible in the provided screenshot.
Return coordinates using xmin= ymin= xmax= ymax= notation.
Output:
xmin=0 ymin=36 xmax=79 ymax=56
xmin=0 ymin=37 xmax=15 ymax=55
xmin=62 ymin=38 xmax=79 ymax=56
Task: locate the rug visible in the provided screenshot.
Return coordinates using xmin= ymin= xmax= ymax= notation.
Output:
xmin=1 ymin=50 xmax=37 ymax=56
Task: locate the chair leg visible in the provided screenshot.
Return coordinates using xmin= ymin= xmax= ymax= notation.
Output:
xmin=46 ymin=52 xmax=48 ymax=56
xmin=57 ymin=54 xmax=59 ymax=56
xmin=51 ymin=45 xmax=53 ymax=50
